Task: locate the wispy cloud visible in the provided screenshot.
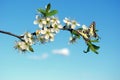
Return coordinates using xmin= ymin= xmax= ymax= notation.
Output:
xmin=41 ymin=53 xmax=48 ymax=59
xmin=28 ymin=48 xmax=70 ymax=60
xmin=52 ymin=48 xmax=70 ymax=56
xmin=28 ymin=53 xmax=48 ymax=60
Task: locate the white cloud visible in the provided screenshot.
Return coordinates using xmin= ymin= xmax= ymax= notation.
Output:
xmin=52 ymin=48 xmax=70 ymax=56
xmin=28 ymin=53 xmax=48 ymax=60
xmin=41 ymin=53 xmax=48 ymax=59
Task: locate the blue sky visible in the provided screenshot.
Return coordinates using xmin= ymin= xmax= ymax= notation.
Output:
xmin=0 ymin=0 xmax=120 ymax=80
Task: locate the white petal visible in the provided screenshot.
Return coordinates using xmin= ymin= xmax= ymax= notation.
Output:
xmin=50 ymin=38 xmax=54 ymax=41
xmin=64 ymin=17 xmax=68 ymax=20
xmin=36 ymin=30 xmax=41 ymax=35
xmin=27 ymin=33 xmax=32 ymax=38
xmin=57 ymin=20 xmax=60 ymax=24
xmin=63 ymin=19 xmax=67 ymax=23
xmin=69 ymin=37 xmax=73 ymax=41
xmin=41 ymin=30 xmax=46 ymax=34
xmin=24 ymin=38 xmax=29 ymax=43
xmin=50 ymin=33 xmax=54 ymax=38
xmin=42 ymin=20 xmax=46 ymax=25
xmin=38 ymin=24 xmax=43 ymax=28
xmin=63 ymin=17 xmax=68 ymax=23
xmin=29 ymin=39 xmax=34 ymax=45
xmin=33 ymin=20 xmax=38 ymax=25
xmin=43 ymin=27 xmax=48 ymax=31
xmin=71 ymin=25 xmax=76 ymax=29
xmin=36 ymin=15 xmax=39 ymax=19
xmin=46 ymin=17 xmax=50 ymax=21
xmin=20 ymin=42 xmax=28 ymax=50
xmin=50 ymin=28 xmax=55 ymax=32
xmin=55 ymin=30 xmax=59 ymax=33
xmin=58 ymin=24 xmax=62 ymax=28
xmin=45 ymin=35 xmax=49 ymax=39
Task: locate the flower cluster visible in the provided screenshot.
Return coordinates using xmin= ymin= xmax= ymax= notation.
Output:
xmin=33 ymin=15 xmax=62 ymax=43
xmin=14 ymin=32 xmax=34 ymax=52
xmin=34 ymin=15 xmax=61 ymax=29
xmin=63 ymin=17 xmax=80 ymax=29
xmin=14 ymin=3 xmax=99 ymax=54
xmin=14 ymin=15 xmax=81 ymax=52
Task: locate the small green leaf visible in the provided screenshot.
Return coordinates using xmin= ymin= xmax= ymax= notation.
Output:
xmin=46 ymin=10 xmax=58 ymax=17
xmin=29 ymin=46 xmax=34 ymax=52
xmin=92 ymin=44 xmax=100 ymax=50
xmin=83 ymin=46 xmax=90 ymax=53
xmin=90 ymin=39 xmax=99 ymax=43
xmin=37 ymin=8 xmax=46 ymax=16
xmin=90 ymin=45 xmax=98 ymax=54
xmin=46 ymin=3 xmax=51 ymax=12
xmin=77 ymin=28 xmax=83 ymax=30
xmin=87 ymin=42 xmax=99 ymax=54
xmin=72 ymin=30 xmax=79 ymax=37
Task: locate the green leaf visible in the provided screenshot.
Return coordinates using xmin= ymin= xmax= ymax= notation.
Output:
xmin=46 ymin=3 xmax=51 ymax=12
xmin=46 ymin=10 xmax=58 ymax=17
xmin=71 ymin=30 xmax=81 ymax=39
xmin=92 ymin=44 xmax=100 ymax=50
xmin=87 ymin=42 xmax=99 ymax=54
xmin=77 ymin=28 xmax=83 ymax=30
xmin=83 ymin=46 xmax=90 ymax=53
xmin=37 ymin=8 xmax=46 ymax=16
xmin=72 ymin=30 xmax=79 ymax=36
xmin=90 ymin=39 xmax=99 ymax=43
xmin=29 ymin=46 xmax=34 ymax=52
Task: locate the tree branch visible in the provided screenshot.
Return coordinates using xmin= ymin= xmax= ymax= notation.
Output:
xmin=0 ymin=30 xmax=24 ymax=41
xmin=0 ymin=27 xmax=85 ymax=42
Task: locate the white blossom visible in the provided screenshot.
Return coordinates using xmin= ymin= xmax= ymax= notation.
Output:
xmin=71 ymin=20 xmax=80 ymax=29
xmin=51 ymin=16 xmax=60 ymax=24
xmin=63 ymin=17 xmax=71 ymax=26
xmin=45 ymin=17 xmax=51 ymax=27
xmin=40 ymin=28 xmax=55 ymax=41
xmin=15 ymin=41 xmax=29 ymax=52
xmin=63 ymin=17 xmax=80 ymax=29
xmin=37 ymin=35 xmax=46 ymax=43
xmin=33 ymin=15 xmax=46 ymax=28
xmin=36 ymin=30 xmax=41 ymax=36
xmin=24 ymin=32 xmax=34 ymax=45
xmin=52 ymin=23 xmax=62 ymax=33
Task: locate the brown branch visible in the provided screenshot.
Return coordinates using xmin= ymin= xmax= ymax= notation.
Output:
xmin=0 ymin=30 xmax=24 ymax=41
xmin=0 ymin=27 xmax=83 ymax=42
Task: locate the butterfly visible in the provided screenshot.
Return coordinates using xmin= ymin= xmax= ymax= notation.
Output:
xmin=78 ymin=21 xmax=98 ymax=40
xmin=89 ymin=21 xmax=97 ymax=38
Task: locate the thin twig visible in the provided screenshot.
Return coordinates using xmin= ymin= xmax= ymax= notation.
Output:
xmin=0 ymin=30 xmax=24 ymax=41
xmin=0 ymin=27 xmax=80 ymax=41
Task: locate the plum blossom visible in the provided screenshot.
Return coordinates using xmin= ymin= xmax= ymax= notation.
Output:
xmin=40 ymin=28 xmax=55 ymax=41
xmin=33 ymin=15 xmax=46 ymax=28
xmin=14 ymin=41 xmax=29 ymax=52
xmin=23 ymin=32 xmax=34 ymax=45
xmin=51 ymin=16 xmax=60 ymax=24
xmin=71 ymin=20 xmax=80 ymax=29
xmin=63 ymin=17 xmax=71 ymax=26
xmin=51 ymin=23 xmax=62 ymax=33
xmin=63 ymin=17 xmax=80 ymax=29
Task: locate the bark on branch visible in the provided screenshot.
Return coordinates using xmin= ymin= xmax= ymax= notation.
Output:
xmin=0 ymin=30 xmax=24 ymax=41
